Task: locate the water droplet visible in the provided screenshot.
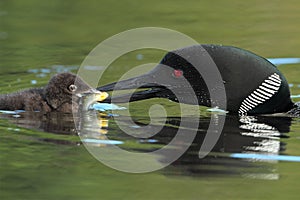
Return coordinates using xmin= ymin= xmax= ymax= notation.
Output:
xmin=31 ymin=80 xmax=37 ymax=84
xmin=41 ymin=68 xmax=51 ymax=73
xmin=136 ymin=54 xmax=144 ymax=60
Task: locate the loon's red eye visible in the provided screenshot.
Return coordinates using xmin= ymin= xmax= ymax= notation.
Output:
xmin=173 ymin=69 xmax=183 ymax=78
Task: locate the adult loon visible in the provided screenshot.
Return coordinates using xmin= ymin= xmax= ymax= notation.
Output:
xmin=0 ymin=73 xmax=108 ymax=113
xmin=98 ymin=44 xmax=298 ymax=116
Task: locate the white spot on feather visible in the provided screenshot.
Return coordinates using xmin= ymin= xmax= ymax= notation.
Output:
xmin=239 ymin=73 xmax=281 ymax=116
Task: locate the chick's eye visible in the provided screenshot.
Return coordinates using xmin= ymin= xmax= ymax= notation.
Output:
xmin=173 ymin=69 xmax=183 ymax=78
xmin=68 ymin=84 xmax=77 ymax=92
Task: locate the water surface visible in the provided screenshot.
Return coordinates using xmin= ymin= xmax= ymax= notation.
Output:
xmin=1 ymin=0 xmax=300 ymax=199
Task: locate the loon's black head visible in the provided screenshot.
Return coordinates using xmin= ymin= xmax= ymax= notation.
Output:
xmin=98 ymin=45 xmax=294 ymax=115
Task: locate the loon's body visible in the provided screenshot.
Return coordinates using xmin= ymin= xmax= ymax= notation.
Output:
xmin=0 ymin=73 xmax=107 ymax=113
xmin=98 ymin=44 xmax=296 ymax=116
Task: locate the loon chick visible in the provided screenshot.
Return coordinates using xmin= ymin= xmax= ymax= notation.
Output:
xmin=0 ymin=72 xmax=107 ymax=113
xmin=97 ymin=44 xmax=296 ymax=115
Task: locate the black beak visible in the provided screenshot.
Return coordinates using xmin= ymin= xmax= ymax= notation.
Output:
xmin=96 ymin=74 xmax=168 ymax=103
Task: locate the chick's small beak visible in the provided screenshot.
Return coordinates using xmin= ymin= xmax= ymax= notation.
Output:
xmin=78 ymin=91 xmax=109 ymax=111
xmin=79 ymin=89 xmax=109 ymax=102
xmin=85 ymin=90 xmax=109 ymax=102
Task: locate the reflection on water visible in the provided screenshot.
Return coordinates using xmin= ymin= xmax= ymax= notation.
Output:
xmin=1 ymin=0 xmax=300 ymax=198
xmin=1 ymin=111 xmax=76 ymax=135
xmin=1 ymin=108 xmax=294 ymax=180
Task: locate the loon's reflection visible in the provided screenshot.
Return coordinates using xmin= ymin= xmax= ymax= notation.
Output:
xmin=1 ymin=109 xmax=293 ymax=179
xmin=77 ymin=112 xmax=291 ymax=179
xmin=150 ymin=115 xmax=290 ymax=178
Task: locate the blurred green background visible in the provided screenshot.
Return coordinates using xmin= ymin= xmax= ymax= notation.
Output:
xmin=1 ymin=0 xmax=300 ymax=199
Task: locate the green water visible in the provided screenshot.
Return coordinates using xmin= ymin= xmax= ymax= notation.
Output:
xmin=1 ymin=0 xmax=300 ymax=199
